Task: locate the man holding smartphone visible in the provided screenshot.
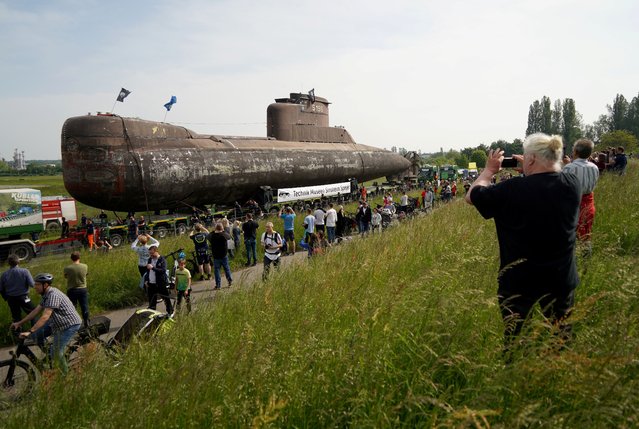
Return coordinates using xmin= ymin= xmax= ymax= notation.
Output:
xmin=465 ymin=133 xmax=581 ymax=357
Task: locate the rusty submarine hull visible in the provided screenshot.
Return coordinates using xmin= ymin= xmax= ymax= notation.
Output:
xmin=61 ymin=92 xmax=411 ymax=212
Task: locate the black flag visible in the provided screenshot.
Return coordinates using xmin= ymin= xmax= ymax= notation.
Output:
xmin=116 ymin=88 xmax=131 ymax=102
xmin=308 ymin=88 xmax=315 ymax=103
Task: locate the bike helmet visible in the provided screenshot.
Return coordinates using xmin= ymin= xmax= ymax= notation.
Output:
xmin=34 ymin=273 xmax=54 ymax=284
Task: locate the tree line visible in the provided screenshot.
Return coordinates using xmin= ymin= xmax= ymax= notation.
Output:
xmin=0 ymin=159 xmax=62 ymax=176
xmin=419 ymin=92 xmax=639 ymax=168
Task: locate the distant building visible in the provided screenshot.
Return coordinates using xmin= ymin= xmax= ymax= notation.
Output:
xmin=12 ymin=149 xmax=26 ymax=170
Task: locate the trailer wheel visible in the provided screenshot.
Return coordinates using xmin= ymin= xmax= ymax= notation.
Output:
xmin=46 ymin=221 xmax=61 ymax=232
xmin=176 ymin=223 xmax=187 ymax=235
xmin=9 ymin=244 xmax=34 ymax=262
xmin=156 ymin=226 xmax=168 ymax=238
xmin=110 ymin=234 xmax=123 ymax=247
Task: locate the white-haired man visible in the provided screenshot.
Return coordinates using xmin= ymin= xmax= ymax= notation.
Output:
xmin=465 ymin=133 xmax=581 ymax=355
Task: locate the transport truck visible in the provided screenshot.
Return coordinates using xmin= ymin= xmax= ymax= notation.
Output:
xmin=0 ymin=188 xmax=43 ymax=261
xmin=0 ymin=188 xmax=84 ymax=262
xmin=41 ymin=196 xmax=78 ymax=231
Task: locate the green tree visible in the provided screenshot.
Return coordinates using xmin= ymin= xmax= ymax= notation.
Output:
xmin=470 ymin=150 xmax=487 ymax=168
xmin=511 ymin=138 xmax=523 ymax=154
xmin=460 ymin=147 xmax=475 ymax=160
xmin=597 ymin=130 xmax=638 ymax=154
xmin=541 ymin=96 xmax=552 ymax=134
xmin=626 ymin=93 xmax=639 ymax=138
xmin=583 ymin=114 xmax=611 ymax=143
xmin=608 ymin=94 xmax=629 ymax=132
xmin=551 ymin=99 xmax=563 ymax=135
xmin=526 ymin=100 xmax=542 ymax=135
xmin=0 ymin=159 xmax=10 ymax=173
xmin=455 ymin=154 xmax=469 ymax=168
xmin=562 ymin=98 xmax=582 ymax=153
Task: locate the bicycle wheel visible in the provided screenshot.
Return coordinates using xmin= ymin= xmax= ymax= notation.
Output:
xmin=65 ymin=338 xmax=107 ymax=369
xmin=0 ymin=359 xmax=38 ymax=408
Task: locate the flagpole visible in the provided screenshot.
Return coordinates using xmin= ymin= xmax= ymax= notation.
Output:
xmin=163 ymin=110 xmax=168 ymax=122
xmin=111 ymin=100 xmax=117 ymax=113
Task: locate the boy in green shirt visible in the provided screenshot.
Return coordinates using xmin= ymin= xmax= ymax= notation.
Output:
xmin=175 ymin=259 xmax=192 ymax=313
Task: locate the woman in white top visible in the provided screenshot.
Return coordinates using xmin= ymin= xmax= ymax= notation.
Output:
xmin=131 ymin=233 xmax=160 ymax=277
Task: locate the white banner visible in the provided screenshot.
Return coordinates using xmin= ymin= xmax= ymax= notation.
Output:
xmin=277 ymin=182 xmax=351 ymax=203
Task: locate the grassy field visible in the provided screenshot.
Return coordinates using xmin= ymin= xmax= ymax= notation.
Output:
xmin=5 ymin=166 xmax=636 ymax=427
xmin=0 ymin=177 xmax=422 ymax=344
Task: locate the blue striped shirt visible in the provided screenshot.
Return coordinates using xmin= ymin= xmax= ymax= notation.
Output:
xmin=40 ymin=287 xmax=82 ymax=332
xmin=563 ymin=158 xmax=599 ymax=195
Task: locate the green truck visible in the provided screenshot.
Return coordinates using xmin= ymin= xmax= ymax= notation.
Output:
xmin=439 ymin=165 xmax=458 ymax=181
xmin=0 ymin=188 xmax=43 ymax=261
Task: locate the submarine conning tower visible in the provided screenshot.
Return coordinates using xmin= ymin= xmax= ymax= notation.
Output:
xmin=267 ymin=93 xmax=355 ymax=144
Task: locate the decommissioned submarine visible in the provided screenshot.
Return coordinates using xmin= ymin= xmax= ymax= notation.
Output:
xmin=61 ymin=92 xmax=411 ymax=212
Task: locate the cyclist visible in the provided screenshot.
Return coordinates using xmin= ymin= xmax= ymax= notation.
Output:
xmin=10 ymin=273 xmax=82 ymax=374
xmin=189 ymin=223 xmax=211 ymax=280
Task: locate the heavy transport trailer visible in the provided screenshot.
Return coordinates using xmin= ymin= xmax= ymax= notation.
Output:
xmin=1 ymin=226 xmax=86 ymax=262
xmin=61 ymin=92 xmax=411 ymax=213
xmin=101 ymin=215 xmax=191 ymax=248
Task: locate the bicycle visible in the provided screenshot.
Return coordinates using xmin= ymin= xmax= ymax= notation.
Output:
xmin=0 ymin=316 xmax=111 ymax=408
xmin=0 ymin=337 xmax=40 ymax=407
xmin=1 ymin=310 xmax=173 ymax=409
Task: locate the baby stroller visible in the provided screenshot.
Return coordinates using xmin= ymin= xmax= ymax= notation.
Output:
xmin=380 ymin=206 xmax=394 ymax=229
xmin=107 ymin=309 xmax=174 ymax=350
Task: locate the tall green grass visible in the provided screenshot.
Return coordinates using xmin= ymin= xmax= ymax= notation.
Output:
xmin=1 ymin=191 xmax=421 ymax=341
xmin=4 ymin=167 xmax=637 ymax=427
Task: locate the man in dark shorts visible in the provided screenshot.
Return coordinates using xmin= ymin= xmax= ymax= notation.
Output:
xmin=61 ymin=217 xmax=70 ymax=238
xmin=242 ymin=213 xmax=259 ymax=266
xmin=0 ymin=255 xmax=36 ymax=332
xmin=208 ymin=223 xmax=233 ymax=289
xmin=189 ymin=223 xmax=211 ymax=280
xmin=465 ymin=133 xmax=581 ymax=356
xmin=127 ymin=216 xmax=138 ymax=242
xmin=279 ymin=206 xmax=296 ymax=255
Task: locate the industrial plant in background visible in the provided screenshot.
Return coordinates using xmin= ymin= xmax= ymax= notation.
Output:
xmin=61 ymin=92 xmax=412 ymax=212
xmin=11 ymin=149 xmax=26 ymax=171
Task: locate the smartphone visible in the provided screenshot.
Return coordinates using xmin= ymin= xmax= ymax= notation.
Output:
xmin=502 ymin=157 xmax=518 ymax=168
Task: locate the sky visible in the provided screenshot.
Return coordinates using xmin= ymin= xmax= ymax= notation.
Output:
xmin=1 ymin=0 xmax=638 ymax=161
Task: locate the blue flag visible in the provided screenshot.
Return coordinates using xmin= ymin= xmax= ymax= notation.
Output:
xmin=164 ymin=95 xmax=177 ymax=111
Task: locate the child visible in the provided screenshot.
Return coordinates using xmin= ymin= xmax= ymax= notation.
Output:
xmin=96 ymin=239 xmax=113 ymax=253
xmin=175 ymin=259 xmax=192 ymax=313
